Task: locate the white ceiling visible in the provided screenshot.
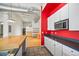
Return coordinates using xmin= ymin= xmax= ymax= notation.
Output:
xmin=0 ymin=3 xmax=43 ymax=23
xmin=0 ymin=3 xmax=43 ymax=11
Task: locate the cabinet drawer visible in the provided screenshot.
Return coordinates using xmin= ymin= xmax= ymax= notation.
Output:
xmin=63 ymin=52 xmax=73 ymax=56
xmin=63 ymin=45 xmax=79 ymax=56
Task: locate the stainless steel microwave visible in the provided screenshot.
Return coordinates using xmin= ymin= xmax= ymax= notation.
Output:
xmin=54 ymin=19 xmax=69 ymax=30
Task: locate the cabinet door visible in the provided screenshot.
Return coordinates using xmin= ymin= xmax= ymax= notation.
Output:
xmin=63 ymin=45 xmax=79 ymax=56
xmin=44 ymin=36 xmax=48 ymax=48
xmin=54 ymin=41 xmax=63 ymax=56
xmin=69 ymin=3 xmax=79 ymax=30
xmin=60 ymin=4 xmax=69 ymax=20
xmin=50 ymin=39 xmax=55 ymax=55
xmin=46 ymin=37 xmax=52 ymax=52
xmin=44 ymin=36 xmax=51 ymax=50
xmin=44 ymin=36 xmax=55 ymax=55
xmin=48 ymin=15 xmax=55 ymax=30
xmin=54 ymin=10 xmax=61 ymax=22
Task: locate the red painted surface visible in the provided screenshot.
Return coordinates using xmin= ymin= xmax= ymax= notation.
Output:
xmin=52 ymin=30 xmax=79 ymax=40
xmin=41 ymin=3 xmax=79 ymax=45
xmin=41 ymin=3 xmax=66 ymax=45
xmin=41 ymin=8 xmax=48 ymax=45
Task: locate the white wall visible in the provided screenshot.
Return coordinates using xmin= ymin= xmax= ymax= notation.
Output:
xmin=0 ymin=12 xmax=9 ymax=37
xmin=32 ymin=20 xmax=40 ymax=29
xmin=0 ymin=12 xmax=23 ymax=37
xmin=13 ymin=20 xmax=23 ymax=35
xmin=32 ymin=20 xmax=40 ymax=32
xmin=69 ymin=3 xmax=79 ymax=30
xmin=0 ymin=11 xmax=41 ymax=37
xmin=12 ymin=13 xmax=23 ymax=36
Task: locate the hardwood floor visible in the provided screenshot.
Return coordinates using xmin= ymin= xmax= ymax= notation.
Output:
xmin=25 ymin=33 xmax=52 ymax=56
xmin=26 ymin=46 xmax=52 ymax=56
xmin=26 ymin=32 xmax=41 ymax=47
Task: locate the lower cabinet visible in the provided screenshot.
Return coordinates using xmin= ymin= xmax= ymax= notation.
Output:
xmin=44 ymin=36 xmax=52 ymax=52
xmin=44 ymin=36 xmax=79 ymax=56
xmin=49 ymin=38 xmax=55 ymax=55
xmin=54 ymin=41 xmax=63 ymax=56
xmin=44 ymin=36 xmax=62 ymax=56
xmin=63 ymin=45 xmax=79 ymax=56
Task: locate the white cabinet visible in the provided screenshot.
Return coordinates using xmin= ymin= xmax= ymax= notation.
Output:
xmin=48 ymin=4 xmax=79 ymax=30
xmin=44 ymin=36 xmax=63 ymax=56
xmin=63 ymin=45 xmax=79 ymax=56
xmin=54 ymin=41 xmax=63 ymax=56
xmin=44 ymin=36 xmax=50 ymax=50
xmin=69 ymin=3 xmax=79 ymax=30
xmin=49 ymin=39 xmax=55 ymax=55
xmin=48 ymin=15 xmax=55 ymax=30
xmin=44 ymin=36 xmax=79 ymax=56
xmin=46 ymin=38 xmax=51 ymax=51
xmin=48 ymin=10 xmax=61 ymax=30
xmin=60 ymin=4 xmax=69 ymax=20
xmin=48 ymin=4 xmax=68 ymax=30
xmin=54 ymin=10 xmax=61 ymax=22
xmin=44 ymin=36 xmax=52 ymax=52
xmin=44 ymin=36 xmax=48 ymax=47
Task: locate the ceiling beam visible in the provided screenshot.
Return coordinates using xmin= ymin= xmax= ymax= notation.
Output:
xmin=0 ymin=5 xmax=28 ymax=12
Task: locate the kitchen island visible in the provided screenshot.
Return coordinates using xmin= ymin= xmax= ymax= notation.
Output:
xmin=0 ymin=35 xmax=27 ymax=56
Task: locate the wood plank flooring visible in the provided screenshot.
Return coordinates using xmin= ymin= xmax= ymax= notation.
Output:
xmin=26 ymin=46 xmax=52 ymax=56
xmin=26 ymin=32 xmax=41 ymax=47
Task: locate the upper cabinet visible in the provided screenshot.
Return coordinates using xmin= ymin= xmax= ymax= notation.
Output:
xmin=69 ymin=4 xmax=79 ymax=30
xmin=48 ymin=14 xmax=55 ymax=30
xmin=48 ymin=8 xmax=61 ymax=30
xmin=54 ymin=9 xmax=61 ymax=22
xmin=60 ymin=4 xmax=69 ymax=20
xmin=48 ymin=3 xmax=79 ymax=30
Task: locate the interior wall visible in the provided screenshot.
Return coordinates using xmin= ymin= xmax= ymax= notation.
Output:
xmin=12 ymin=13 xmax=23 ymax=36
xmin=13 ymin=19 xmax=23 ymax=36
xmin=41 ymin=11 xmax=48 ymax=45
xmin=0 ymin=12 xmax=9 ymax=37
xmin=41 ymin=3 xmax=79 ymax=45
xmin=0 ymin=12 xmax=23 ymax=37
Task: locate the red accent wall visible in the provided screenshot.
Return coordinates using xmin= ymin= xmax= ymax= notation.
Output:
xmin=41 ymin=3 xmax=79 ymax=45
xmin=41 ymin=10 xmax=48 ymax=45
xmin=41 ymin=3 xmax=66 ymax=45
xmin=53 ymin=30 xmax=79 ymax=40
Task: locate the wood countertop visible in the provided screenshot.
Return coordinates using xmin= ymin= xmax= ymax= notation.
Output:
xmin=0 ymin=35 xmax=26 ymax=51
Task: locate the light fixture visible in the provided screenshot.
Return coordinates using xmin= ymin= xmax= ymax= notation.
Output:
xmin=7 ymin=19 xmax=15 ymax=23
xmin=8 ymin=12 xmax=15 ymax=23
xmin=0 ymin=22 xmax=3 ymax=24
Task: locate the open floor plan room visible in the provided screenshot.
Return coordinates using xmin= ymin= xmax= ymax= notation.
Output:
xmin=0 ymin=3 xmax=79 ymax=56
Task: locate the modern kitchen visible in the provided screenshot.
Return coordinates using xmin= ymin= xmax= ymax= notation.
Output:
xmin=0 ymin=3 xmax=79 ymax=56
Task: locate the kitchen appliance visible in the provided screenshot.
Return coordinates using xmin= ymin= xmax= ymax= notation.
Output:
xmin=54 ymin=19 xmax=69 ymax=30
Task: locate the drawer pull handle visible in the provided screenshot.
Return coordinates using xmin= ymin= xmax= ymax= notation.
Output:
xmin=71 ymin=51 xmax=73 ymax=52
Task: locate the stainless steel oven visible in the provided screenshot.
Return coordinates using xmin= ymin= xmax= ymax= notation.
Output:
xmin=54 ymin=19 xmax=69 ymax=30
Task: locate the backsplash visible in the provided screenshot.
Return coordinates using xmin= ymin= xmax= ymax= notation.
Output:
xmin=46 ymin=30 xmax=79 ymax=40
